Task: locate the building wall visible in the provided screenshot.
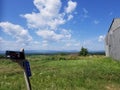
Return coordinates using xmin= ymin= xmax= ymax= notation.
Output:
xmin=107 ymin=27 xmax=120 ymax=60
xmin=105 ymin=45 xmax=109 ymax=57
xmin=105 ymin=35 xmax=109 ymax=57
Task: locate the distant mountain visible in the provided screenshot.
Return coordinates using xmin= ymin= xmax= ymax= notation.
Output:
xmin=25 ymin=50 xmax=79 ymax=54
xmin=89 ymin=50 xmax=105 ymax=55
xmin=0 ymin=50 xmax=105 ymax=55
xmin=0 ymin=51 xmax=5 ymax=55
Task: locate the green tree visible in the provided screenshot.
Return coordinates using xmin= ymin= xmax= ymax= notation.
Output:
xmin=79 ymin=47 xmax=88 ymax=56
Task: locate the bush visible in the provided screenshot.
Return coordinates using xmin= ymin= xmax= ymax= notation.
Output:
xmin=79 ymin=47 xmax=88 ymax=56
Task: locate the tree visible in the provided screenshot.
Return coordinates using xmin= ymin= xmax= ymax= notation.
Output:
xmin=79 ymin=47 xmax=88 ymax=56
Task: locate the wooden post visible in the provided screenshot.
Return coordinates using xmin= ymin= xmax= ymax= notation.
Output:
xmin=5 ymin=48 xmax=32 ymax=90
xmin=23 ymin=66 xmax=32 ymax=90
xmin=20 ymin=49 xmax=32 ymax=90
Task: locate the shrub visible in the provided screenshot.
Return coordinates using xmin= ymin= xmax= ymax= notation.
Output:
xmin=79 ymin=47 xmax=88 ymax=56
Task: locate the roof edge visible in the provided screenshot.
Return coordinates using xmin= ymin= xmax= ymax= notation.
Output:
xmin=108 ymin=18 xmax=115 ymax=33
xmin=108 ymin=18 xmax=120 ymax=33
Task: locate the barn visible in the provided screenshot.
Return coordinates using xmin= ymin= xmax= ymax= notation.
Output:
xmin=105 ymin=18 xmax=120 ymax=60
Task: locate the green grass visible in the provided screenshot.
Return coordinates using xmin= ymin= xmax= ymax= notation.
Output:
xmin=0 ymin=55 xmax=120 ymax=90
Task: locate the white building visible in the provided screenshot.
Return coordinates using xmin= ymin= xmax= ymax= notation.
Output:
xmin=106 ymin=18 xmax=120 ymax=60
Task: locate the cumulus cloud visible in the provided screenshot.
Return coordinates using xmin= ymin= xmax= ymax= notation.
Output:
xmin=98 ymin=35 xmax=105 ymax=42
xmin=82 ymin=38 xmax=105 ymax=51
xmin=34 ymin=0 xmax=61 ymax=16
xmin=0 ymin=37 xmax=3 ymax=42
xmin=94 ymin=20 xmax=100 ymax=24
xmin=22 ymin=0 xmax=77 ymax=42
xmin=0 ymin=22 xmax=32 ymax=44
xmin=0 ymin=0 xmax=78 ymax=50
xmin=23 ymin=0 xmax=63 ymax=29
xmin=74 ymin=42 xmax=80 ymax=46
xmin=0 ymin=38 xmax=24 ymax=50
xmin=0 ymin=39 xmax=43 ymax=50
xmin=67 ymin=14 xmax=73 ymax=21
xmin=66 ymin=43 xmax=72 ymax=47
xmin=61 ymin=29 xmax=71 ymax=38
xmin=65 ymin=0 xmax=77 ymax=14
xmin=66 ymin=42 xmax=80 ymax=47
xmin=36 ymin=30 xmax=63 ymax=41
xmin=42 ymin=40 xmax=48 ymax=47
xmin=36 ymin=29 xmax=71 ymax=41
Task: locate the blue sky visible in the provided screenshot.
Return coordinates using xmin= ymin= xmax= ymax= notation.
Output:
xmin=0 ymin=0 xmax=120 ymax=51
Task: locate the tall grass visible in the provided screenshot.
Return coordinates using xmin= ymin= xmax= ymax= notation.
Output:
xmin=0 ymin=55 xmax=120 ymax=90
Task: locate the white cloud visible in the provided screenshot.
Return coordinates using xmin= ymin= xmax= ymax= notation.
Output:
xmin=42 ymin=43 xmax=48 ymax=47
xmin=98 ymin=35 xmax=105 ymax=42
xmin=66 ymin=42 xmax=80 ymax=47
xmin=83 ymin=8 xmax=88 ymax=14
xmin=34 ymin=0 xmax=61 ymax=17
xmin=0 ymin=22 xmax=32 ymax=44
xmin=0 ymin=37 xmax=3 ymax=42
xmin=22 ymin=12 xmax=65 ymax=30
xmin=42 ymin=40 xmax=48 ymax=47
xmin=36 ymin=29 xmax=71 ymax=41
xmin=61 ymin=29 xmax=71 ymax=39
xmin=36 ymin=30 xmax=62 ymax=41
xmin=66 ymin=43 xmax=72 ymax=47
xmin=22 ymin=0 xmax=77 ymax=42
xmin=67 ymin=14 xmax=73 ymax=21
xmin=63 ymin=39 xmax=81 ymax=50
xmin=0 ymin=38 xmax=25 ymax=50
xmin=74 ymin=42 xmax=80 ymax=46
xmin=0 ymin=0 xmax=78 ymax=51
xmin=34 ymin=41 xmax=40 ymax=44
xmin=22 ymin=0 xmax=77 ymax=30
xmin=22 ymin=0 xmax=63 ymax=29
xmin=93 ymin=20 xmax=100 ymax=24
xmin=0 ymin=36 xmax=43 ymax=50
xmin=82 ymin=38 xmax=105 ymax=51
xmin=82 ymin=8 xmax=89 ymax=18
xmin=42 ymin=40 xmax=48 ymax=43
xmin=65 ymin=0 xmax=77 ymax=13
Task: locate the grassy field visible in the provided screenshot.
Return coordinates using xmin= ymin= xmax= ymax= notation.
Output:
xmin=0 ymin=55 xmax=120 ymax=90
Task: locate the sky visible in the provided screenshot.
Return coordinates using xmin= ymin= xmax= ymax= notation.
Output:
xmin=0 ymin=0 xmax=120 ymax=51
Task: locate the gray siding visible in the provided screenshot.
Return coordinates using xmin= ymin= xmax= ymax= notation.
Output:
xmin=106 ymin=27 xmax=120 ymax=60
xmin=106 ymin=18 xmax=120 ymax=60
